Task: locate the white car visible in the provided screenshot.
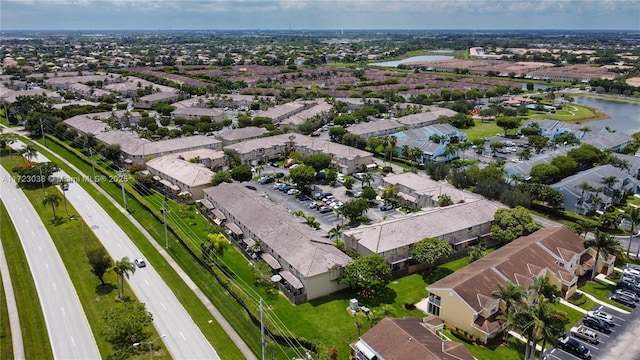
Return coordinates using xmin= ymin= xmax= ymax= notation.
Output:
xmin=287 ymin=188 xmax=300 ymax=195
xmin=586 ymin=310 xmax=614 ymax=326
xmin=134 ymin=258 xmax=146 ymax=268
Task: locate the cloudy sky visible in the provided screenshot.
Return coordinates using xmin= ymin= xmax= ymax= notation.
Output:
xmin=1 ymin=0 xmax=638 ymax=31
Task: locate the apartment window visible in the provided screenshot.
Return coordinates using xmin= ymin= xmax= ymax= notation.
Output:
xmin=391 ymin=248 xmax=398 ymax=254
xmin=428 ymin=294 xmax=441 ymax=317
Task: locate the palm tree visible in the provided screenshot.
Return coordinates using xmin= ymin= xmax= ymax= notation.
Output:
xmin=361 ymin=172 xmax=373 ymax=188
xmin=42 ymin=192 xmax=61 ymax=219
xmin=529 ymin=275 xmax=561 ymax=303
xmin=624 ymin=206 xmax=640 ymax=256
xmin=492 ymin=281 xmax=527 ymax=340
xmin=203 ymin=233 xmax=229 ymax=263
xmin=112 ymin=257 xmax=136 ymax=299
xmin=575 ymin=181 xmax=593 ymax=211
xmin=401 ymin=145 xmax=410 ymax=160
xmin=600 ymin=175 xmax=618 ymax=196
xmin=517 ymin=295 xmax=569 ymax=360
xmin=584 ymin=229 xmax=622 ymax=280
xmin=21 ymin=145 xmax=38 ymax=163
xmin=304 ymin=215 xmax=320 ymax=230
xmin=329 ymin=225 xmax=343 ymax=241
xmin=59 ymin=178 xmax=69 ymax=217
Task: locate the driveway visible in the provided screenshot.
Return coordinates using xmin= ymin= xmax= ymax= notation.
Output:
xmin=0 ymin=166 xmax=101 ymax=360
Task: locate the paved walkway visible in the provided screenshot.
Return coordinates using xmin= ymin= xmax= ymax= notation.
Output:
xmin=0 ymin=222 xmax=25 ymax=360
xmin=575 ymin=289 xmax=631 ymax=314
xmin=15 ymin=137 xmax=256 ymax=360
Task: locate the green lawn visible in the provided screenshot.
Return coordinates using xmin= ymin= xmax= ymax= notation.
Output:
xmin=0 ymin=260 xmax=14 ymax=360
xmin=567 ymin=292 xmax=598 ymax=312
xmin=462 ymin=120 xmax=503 ymax=141
xmin=0 ymin=200 xmax=52 ymax=359
xmin=444 ymin=330 xmax=526 ymax=360
xmin=554 ymin=303 xmax=586 ymax=331
xmin=579 ymin=280 xmax=632 ymax=312
xmin=529 ymin=103 xmax=603 ymax=123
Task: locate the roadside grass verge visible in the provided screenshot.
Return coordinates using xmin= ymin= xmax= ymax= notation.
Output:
xmin=579 ymin=280 xmax=632 ymax=313
xmin=0 ymin=200 xmax=52 ymax=359
xmin=27 ymin=138 xmax=252 ymax=359
xmin=1 ymin=154 xmax=170 ymax=359
xmin=0 ymin=271 xmax=12 ymax=360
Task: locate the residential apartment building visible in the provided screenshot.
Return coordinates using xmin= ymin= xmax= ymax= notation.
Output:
xmin=214 ymin=126 xmax=268 ymax=146
xmin=203 ymin=183 xmax=351 ymax=304
xmin=225 ymin=133 xmax=374 ymax=174
xmin=426 ymin=227 xmax=615 ymax=343
xmin=379 ymin=172 xmax=481 ymax=209
xmin=393 ymin=123 xmax=467 ymax=162
xmin=343 ymin=199 xmax=504 ymax=273
xmin=145 ymin=155 xmax=215 ymax=200
xmin=171 ymin=106 xmax=225 ymax=121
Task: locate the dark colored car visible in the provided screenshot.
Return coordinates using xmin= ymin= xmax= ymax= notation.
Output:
xmin=611 ymin=293 xmax=637 ymax=308
xmin=318 ymin=206 xmax=332 ymax=213
xmin=380 ymin=203 xmax=394 ymax=211
xmin=583 ymin=316 xmax=612 ymax=333
xmin=258 ymin=176 xmax=274 ymax=184
xmin=558 ymin=336 xmax=591 ymax=359
xmin=273 ymin=172 xmax=285 ymax=179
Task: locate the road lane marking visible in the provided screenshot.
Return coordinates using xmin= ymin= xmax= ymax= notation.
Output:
xmin=52 ymin=282 xmax=56 ymax=290
xmin=180 ymin=331 xmax=186 ymax=341
xmin=71 ymin=336 xmax=75 ymax=346
xmin=44 ymin=262 xmax=49 ymax=269
xmin=161 ymin=302 xmax=166 ymax=311
xmin=61 ymin=306 xmax=65 ymax=315
xmin=145 ymin=280 xmax=149 ymax=286
xmin=38 ymin=246 xmax=42 ymax=252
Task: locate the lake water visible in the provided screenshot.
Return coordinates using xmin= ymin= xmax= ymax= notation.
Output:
xmin=572 ymin=96 xmax=640 ymax=135
xmin=521 ymin=83 xmax=554 ymax=91
xmin=370 ymin=55 xmax=454 ymax=67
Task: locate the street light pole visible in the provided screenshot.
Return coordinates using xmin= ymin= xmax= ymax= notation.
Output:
xmin=133 ymin=334 xmax=166 ymax=360
xmin=89 ymin=148 xmax=96 ymax=181
xmin=118 ymin=170 xmax=128 ymax=211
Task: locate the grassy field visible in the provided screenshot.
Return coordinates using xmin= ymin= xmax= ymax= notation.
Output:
xmin=0 ymin=200 xmax=52 ymax=359
xmin=579 ymin=280 xmax=632 ymax=312
xmin=0 ymin=257 xmax=13 ymax=360
xmin=1 ymin=154 xmax=171 ymax=359
xmin=464 ymin=120 xmax=504 ymax=141
xmin=529 ymin=103 xmax=604 ymax=123
xmin=27 ymin=138 xmax=252 ymax=359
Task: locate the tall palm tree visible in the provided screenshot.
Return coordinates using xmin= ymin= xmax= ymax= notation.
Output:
xmin=401 ymin=145 xmax=410 ymax=160
xmin=600 ymin=175 xmax=618 ymax=196
xmin=42 ymin=192 xmax=61 ymax=219
xmin=328 ymin=225 xmax=343 ymax=242
xmin=21 ymin=145 xmax=38 ymax=163
xmin=112 ymin=257 xmax=136 ymax=299
xmin=361 ymin=172 xmax=373 ymax=188
xmin=624 ymin=205 xmax=640 ymax=256
xmin=575 ymin=181 xmax=593 ymax=211
xmin=529 ymin=275 xmax=561 ymax=303
xmin=584 ymin=229 xmax=622 ymax=280
xmin=517 ymin=295 xmax=568 ymax=360
xmin=492 ymin=281 xmax=527 ymax=339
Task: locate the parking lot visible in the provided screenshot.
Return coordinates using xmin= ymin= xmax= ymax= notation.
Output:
xmin=254 ymin=165 xmax=402 ymax=230
xmin=544 ymin=270 xmax=640 ymax=360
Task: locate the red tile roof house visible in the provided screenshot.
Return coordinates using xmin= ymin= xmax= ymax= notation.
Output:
xmin=353 ymin=317 xmax=474 ymax=360
xmin=426 ymin=227 xmax=615 ymax=344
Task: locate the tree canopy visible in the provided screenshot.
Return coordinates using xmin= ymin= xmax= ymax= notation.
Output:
xmin=491 ymin=206 xmax=540 ymax=243
xmin=340 ymin=254 xmax=391 ymax=294
xmin=302 ymin=153 xmax=332 ymax=172
xmin=289 ymin=164 xmax=316 ymax=189
xmin=411 ymin=238 xmax=453 ymax=271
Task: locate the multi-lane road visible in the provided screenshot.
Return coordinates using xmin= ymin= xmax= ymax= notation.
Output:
xmin=0 ymin=166 xmax=101 ymax=359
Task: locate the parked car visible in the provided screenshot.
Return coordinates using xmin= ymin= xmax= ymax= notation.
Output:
xmin=617 ymin=280 xmax=640 ymax=295
xmin=586 ymin=310 xmax=614 ymax=326
xmin=570 ymin=325 xmax=599 ymax=344
xmin=134 ymin=258 xmax=146 ymax=268
xmin=380 ymin=203 xmax=394 ymax=211
xmin=614 ymin=288 xmax=639 ymax=302
xmin=258 ymin=176 xmax=274 ymax=184
xmin=269 ymin=162 xmax=279 ymax=167
xmin=557 ymin=337 xmax=591 ymax=359
xmin=284 ymin=161 xmax=295 ymax=168
xmin=278 ymin=184 xmax=290 ymax=192
xmin=583 ymin=316 xmax=612 ymax=333
xmin=353 ymin=191 xmax=363 ymax=198
xmin=318 ymin=206 xmax=332 ymax=213
xmin=287 ymin=188 xmax=300 ymax=195
xmin=611 ymin=293 xmax=637 ymax=308
xmin=308 ymin=202 xmax=318 ymax=210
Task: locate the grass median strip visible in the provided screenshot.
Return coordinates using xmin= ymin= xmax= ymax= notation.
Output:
xmin=0 ymin=200 xmax=52 ymax=359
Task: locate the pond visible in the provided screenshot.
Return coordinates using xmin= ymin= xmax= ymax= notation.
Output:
xmin=370 ymin=55 xmax=454 ymax=67
xmin=572 ymin=96 xmax=640 ymax=134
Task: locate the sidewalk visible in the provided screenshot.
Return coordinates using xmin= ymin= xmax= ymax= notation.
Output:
xmin=575 ymin=289 xmax=630 ymax=314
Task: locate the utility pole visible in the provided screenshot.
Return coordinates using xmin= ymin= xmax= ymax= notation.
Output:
xmin=119 ymin=170 xmax=127 ymax=211
xmin=89 ymin=148 xmax=96 ymax=181
xmin=162 ymin=197 xmax=169 ymax=249
xmin=260 ymin=298 xmax=265 ymax=360
xmin=40 ymin=119 xmax=46 ymax=147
